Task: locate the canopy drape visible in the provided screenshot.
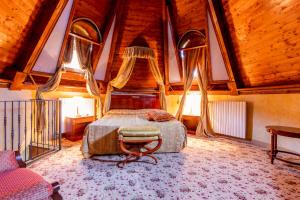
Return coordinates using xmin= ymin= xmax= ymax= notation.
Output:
xmin=75 ymin=39 xmax=102 ymax=119
xmin=103 ymin=46 xmax=167 ymax=113
xmin=175 ymin=47 xmax=214 ymax=137
xmin=35 ymin=67 xmax=65 ymax=132
xmin=35 ymin=36 xmax=102 ymax=132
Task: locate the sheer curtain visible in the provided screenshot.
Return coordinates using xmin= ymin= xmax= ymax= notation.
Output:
xmin=35 ymin=67 xmax=65 ymax=132
xmin=195 ymin=48 xmax=214 ymax=136
xmin=103 ymin=46 xmax=167 ymax=113
xmin=175 ymin=49 xmax=201 ymax=120
xmin=75 ymin=39 xmax=102 ymax=118
xmin=176 ymin=47 xmax=214 ymax=137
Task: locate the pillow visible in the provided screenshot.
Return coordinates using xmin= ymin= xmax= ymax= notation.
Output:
xmin=0 ymin=151 xmax=19 ymax=173
xmin=147 ymin=111 xmax=175 ymax=122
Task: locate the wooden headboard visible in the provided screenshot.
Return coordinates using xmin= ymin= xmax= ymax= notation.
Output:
xmin=110 ymin=93 xmax=160 ymax=110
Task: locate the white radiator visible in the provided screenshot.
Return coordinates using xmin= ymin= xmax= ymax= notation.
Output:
xmin=209 ymin=101 xmax=246 ymax=139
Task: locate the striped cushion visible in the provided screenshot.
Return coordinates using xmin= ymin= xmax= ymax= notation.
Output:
xmin=0 ymin=168 xmax=53 ymax=200
xmin=118 ymin=126 xmax=161 ymax=137
xmin=121 ymin=136 xmax=160 ymax=141
xmin=0 ymin=151 xmax=19 ymax=173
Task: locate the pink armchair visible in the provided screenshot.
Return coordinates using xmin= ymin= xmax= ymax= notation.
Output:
xmin=0 ymin=151 xmax=62 ymax=200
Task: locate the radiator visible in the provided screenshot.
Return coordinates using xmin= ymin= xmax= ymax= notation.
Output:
xmin=209 ymin=101 xmax=246 ymax=139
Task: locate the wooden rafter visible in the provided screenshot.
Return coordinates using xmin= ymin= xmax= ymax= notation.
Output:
xmin=10 ymin=0 xmax=68 ymax=90
xmin=30 ymin=71 xmax=84 ymax=82
xmin=21 ymin=83 xmax=88 ymax=93
xmin=207 ymin=0 xmax=240 ymax=94
xmin=238 ymin=84 xmax=300 ymax=95
xmin=162 ymin=0 xmax=169 ymax=93
xmin=104 ymin=0 xmax=126 ymax=82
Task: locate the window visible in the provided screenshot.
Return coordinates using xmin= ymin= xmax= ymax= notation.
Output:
xmin=182 ymin=92 xmax=201 ymax=116
xmin=63 ymin=40 xmax=82 ymax=71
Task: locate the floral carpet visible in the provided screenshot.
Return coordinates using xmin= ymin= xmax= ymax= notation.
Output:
xmin=29 ymin=137 xmax=300 ymax=200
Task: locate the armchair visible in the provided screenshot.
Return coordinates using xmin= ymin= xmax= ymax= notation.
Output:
xmin=0 ymin=151 xmax=62 ymax=200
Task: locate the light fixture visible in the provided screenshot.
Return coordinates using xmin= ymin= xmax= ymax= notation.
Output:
xmin=72 ymin=96 xmax=84 ymax=117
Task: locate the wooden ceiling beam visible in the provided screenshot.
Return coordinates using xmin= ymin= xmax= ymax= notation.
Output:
xmin=10 ymin=0 xmax=68 ymax=90
xmin=10 ymin=72 xmax=28 ymax=90
xmin=21 ymin=83 xmax=88 ymax=93
xmin=0 ymin=78 xmax=12 ymax=84
xmin=104 ymin=0 xmax=126 ymax=82
xmin=162 ymin=0 xmax=169 ymax=94
xmin=238 ymin=84 xmax=300 ymax=95
xmin=207 ymin=0 xmax=241 ymax=95
xmin=30 ymin=71 xmax=84 ymax=81
xmin=92 ymin=0 xmax=117 ymax=72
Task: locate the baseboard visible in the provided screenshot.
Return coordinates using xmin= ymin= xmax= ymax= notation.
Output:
xmin=251 ymin=140 xmax=269 ymax=149
xmin=251 ymin=139 xmax=299 ymax=155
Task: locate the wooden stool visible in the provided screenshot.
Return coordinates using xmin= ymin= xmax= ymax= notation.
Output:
xmin=117 ymin=126 xmax=162 ymax=168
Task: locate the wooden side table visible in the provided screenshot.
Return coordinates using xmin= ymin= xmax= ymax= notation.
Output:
xmin=266 ymin=125 xmax=300 ymax=165
xmin=182 ymin=115 xmax=199 ymax=135
xmin=64 ymin=116 xmax=95 ymax=141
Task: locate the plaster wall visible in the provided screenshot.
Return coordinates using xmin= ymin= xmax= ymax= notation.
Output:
xmin=166 ymin=93 xmax=300 ymax=154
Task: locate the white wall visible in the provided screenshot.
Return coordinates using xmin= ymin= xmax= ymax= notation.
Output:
xmin=94 ymin=16 xmax=116 ymax=80
xmin=0 ymin=88 xmax=34 ymax=157
xmin=166 ymin=93 xmax=300 ymax=154
xmin=168 ymin=21 xmax=181 ymax=83
xmin=0 ymin=88 xmax=34 ymax=100
xmin=209 ymin=94 xmax=300 ymax=153
xmin=33 ymin=0 xmax=74 ymax=73
xmin=208 ymin=12 xmax=229 ymax=81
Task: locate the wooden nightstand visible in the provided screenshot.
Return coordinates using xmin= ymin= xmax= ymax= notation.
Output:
xmin=182 ymin=115 xmax=199 ymax=135
xmin=64 ymin=116 xmax=95 ymax=141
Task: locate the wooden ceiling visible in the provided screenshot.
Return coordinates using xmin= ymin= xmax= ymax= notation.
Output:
xmin=0 ymin=0 xmax=300 ymax=94
xmin=109 ymin=0 xmax=164 ymax=89
xmin=220 ymin=0 xmax=300 ymax=88
xmin=170 ymin=0 xmax=207 ymax=38
xmin=0 ymin=0 xmax=58 ymax=75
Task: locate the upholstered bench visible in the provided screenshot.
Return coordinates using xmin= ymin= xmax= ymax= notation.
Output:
xmin=117 ymin=126 xmax=162 ymax=168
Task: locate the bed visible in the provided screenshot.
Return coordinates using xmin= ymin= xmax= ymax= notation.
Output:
xmin=81 ymin=93 xmax=187 ymax=158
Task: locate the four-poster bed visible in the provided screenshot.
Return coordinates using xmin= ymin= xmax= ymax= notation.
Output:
xmin=81 ymin=102 xmax=187 ymax=158
xmin=81 ymin=46 xmax=187 ymax=158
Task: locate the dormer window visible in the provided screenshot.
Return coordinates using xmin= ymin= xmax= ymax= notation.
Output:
xmin=63 ymin=38 xmax=82 ymax=71
xmin=62 ymin=18 xmax=102 ymax=73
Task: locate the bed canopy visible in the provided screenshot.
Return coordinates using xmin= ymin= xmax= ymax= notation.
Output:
xmin=176 ymin=30 xmax=214 ymax=137
xmin=103 ymin=46 xmax=167 ymax=113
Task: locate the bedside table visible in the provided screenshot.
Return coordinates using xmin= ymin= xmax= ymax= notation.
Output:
xmin=182 ymin=115 xmax=199 ymax=135
xmin=64 ymin=116 xmax=95 ymax=141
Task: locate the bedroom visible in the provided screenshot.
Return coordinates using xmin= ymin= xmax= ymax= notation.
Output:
xmin=0 ymin=0 xmax=299 ymax=199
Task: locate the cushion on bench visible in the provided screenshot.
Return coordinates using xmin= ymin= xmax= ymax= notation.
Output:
xmin=0 ymin=168 xmax=53 ymax=200
xmin=120 ymin=136 xmax=160 ymax=141
xmin=118 ymin=126 xmax=161 ymax=137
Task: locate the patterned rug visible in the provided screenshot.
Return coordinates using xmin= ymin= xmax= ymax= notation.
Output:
xmin=29 ymin=137 xmax=300 ymax=200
